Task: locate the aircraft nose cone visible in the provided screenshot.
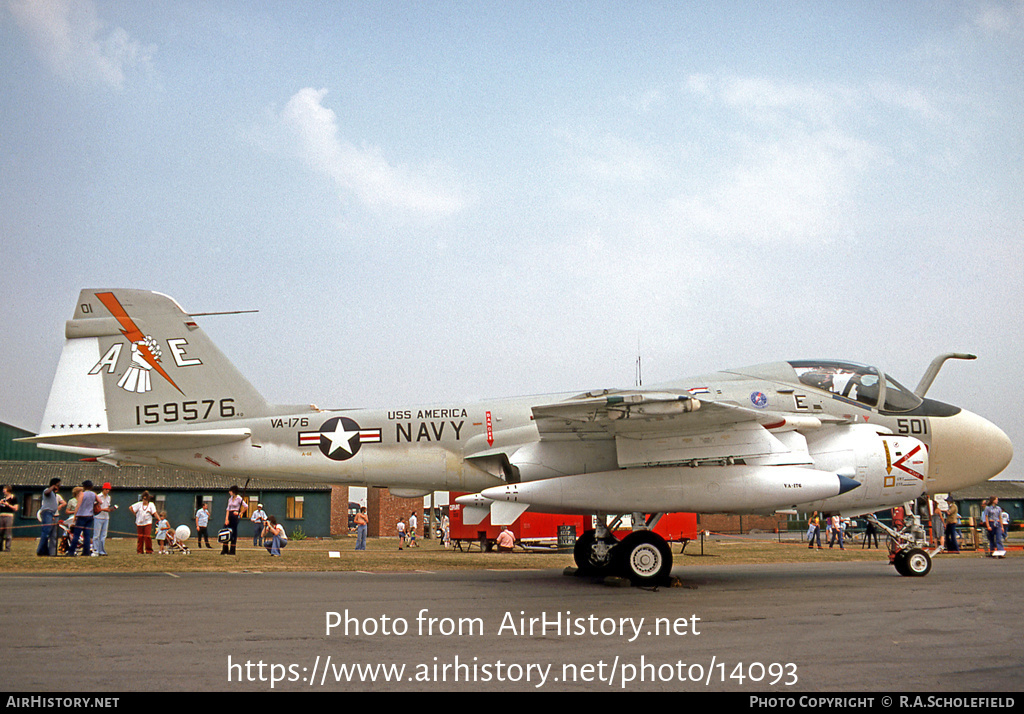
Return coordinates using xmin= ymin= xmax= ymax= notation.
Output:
xmin=986 ymin=420 xmax=1014 ymax=478
xmin=969 ymin=413 xmax=1013 ymax=481
xmin=929 ymin=410 xmax=1013 ymax=493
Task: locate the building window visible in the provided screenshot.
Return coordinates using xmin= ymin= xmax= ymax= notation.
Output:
xmin=287 ymin=496 xmax=304 ymax=520
xmin=247 ymin=496 xmax=260 ymax=514
xmin=22 ymin=493 xmax=41 ymax=519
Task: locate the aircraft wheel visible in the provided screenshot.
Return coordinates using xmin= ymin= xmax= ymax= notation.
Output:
xmin=615 ymin=531 xmax=673 ymax=586
xmin=903 ymin=548 xmax=932 ymax=577
xmin=574 ymin=530 xmax=618 ymax=576
xmin=892 ymin=549 xmax=909 ymax=576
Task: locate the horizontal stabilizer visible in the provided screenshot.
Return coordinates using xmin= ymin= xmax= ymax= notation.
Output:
xmin=490 ymin=501 xmax=530 ymax=526
xmin=16 ymin=428 xmax=251 ymax=452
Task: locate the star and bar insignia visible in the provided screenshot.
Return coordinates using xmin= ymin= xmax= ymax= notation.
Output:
xmin=298 ymin=416 xmax=382 ymax=461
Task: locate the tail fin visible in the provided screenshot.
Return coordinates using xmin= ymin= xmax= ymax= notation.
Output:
xmin=38 ymin=289 xmax=268 ymax=436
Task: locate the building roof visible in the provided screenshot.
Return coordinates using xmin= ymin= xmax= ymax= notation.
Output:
xmin=0 ymin=461 xmax=331 ymax=492
xmin=950 ymin=480 xmax=1024 ymax=501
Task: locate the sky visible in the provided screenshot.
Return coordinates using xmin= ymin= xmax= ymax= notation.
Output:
xmin=1 ymin=1 xmax=1022 ymax=477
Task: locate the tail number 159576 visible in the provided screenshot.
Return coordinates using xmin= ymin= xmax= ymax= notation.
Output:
xmin=135 ymin=398 xmax=236 ymax=424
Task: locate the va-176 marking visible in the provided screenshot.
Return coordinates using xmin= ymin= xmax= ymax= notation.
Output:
xmin=270 ymin=417 xmax=310 ymax=429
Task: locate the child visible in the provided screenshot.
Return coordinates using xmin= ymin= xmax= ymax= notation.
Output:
xmin=407 ymin=511 xmax=419 ymax=548
xmin=155 ymin=512 xmax=170 ymax=554
xmin=397 ymin=517 xmax=406 ymax=550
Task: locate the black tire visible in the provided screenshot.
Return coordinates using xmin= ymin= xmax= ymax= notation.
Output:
xmin=615 ymin=530 xmax=673 ymax=586
xmin=573 ymin=529 xmax=618 ymax=576
xmin=892 ymin=549 xmax=909 ymax=576
xmin=903 ymin=548 xmax=932 ymax=577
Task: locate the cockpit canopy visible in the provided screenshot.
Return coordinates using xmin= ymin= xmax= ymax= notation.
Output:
xmin=788 ymin=360 xmax=923 ymax=413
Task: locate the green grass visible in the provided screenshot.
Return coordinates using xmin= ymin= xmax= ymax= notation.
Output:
xmin=1 ymin=532 xmax=1008 ymax=574
xmin=0 ymin=535 xmax=573 ymax=573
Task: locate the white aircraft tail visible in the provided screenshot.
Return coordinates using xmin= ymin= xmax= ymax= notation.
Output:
xmin=36 ymin=289 xmax=269 ymax=441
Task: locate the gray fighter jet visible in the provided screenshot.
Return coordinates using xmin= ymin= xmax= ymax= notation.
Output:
xmin=22 ymin=289 xmax=1012 ymax=583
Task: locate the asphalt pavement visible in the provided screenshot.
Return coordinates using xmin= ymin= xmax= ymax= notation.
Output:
xmin=2 ymin=556 xmax=1021 ymax=693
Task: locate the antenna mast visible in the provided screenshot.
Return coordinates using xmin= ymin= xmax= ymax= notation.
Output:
xmin=635 ymin=332 xmax=642 ymax=388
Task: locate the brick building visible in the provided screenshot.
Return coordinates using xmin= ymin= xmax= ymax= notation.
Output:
xmin=367 ymin=488 xmax=424 ymax=538
xmin=697 ymin=512 xmax=789 ymax=535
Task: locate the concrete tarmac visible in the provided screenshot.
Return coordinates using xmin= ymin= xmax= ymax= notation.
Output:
xmin=2 ymin=557 xmax=1021 ymax=692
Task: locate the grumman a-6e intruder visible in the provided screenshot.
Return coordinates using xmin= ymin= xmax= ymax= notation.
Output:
xmin=24 ymin=289 xmax=1013 ymax=584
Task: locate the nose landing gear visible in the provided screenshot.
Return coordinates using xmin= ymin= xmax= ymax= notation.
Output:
xmin=892 ymin=547 xmax=933 ymax=577
xmin=866 ymin=512 xmax=937 ymax=577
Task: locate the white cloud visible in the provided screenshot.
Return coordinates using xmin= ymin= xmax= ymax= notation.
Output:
xmin=685 ymin=74 xmax=712 ymax=97
xmin=687 ymin=74 xmax=938 ymax=125
xmin=973 ymin=0 xmax=1024 ymax=36
xmin=622 ymin=88 xmax=666 ymax=114
xmin=571 ymin=131 xmax=665 ymax=184
xmin=670 ymin=129 xmax=884 ymax=242
xmin=277 ymin=87 xmax=466 ymax=218
xmin=719 ymin=76 xmax=850 ymax=118
xmin=667 ymin=73 xmax=953 ymax=242
xmin=6 ymin=0 xmax=154 ymax=90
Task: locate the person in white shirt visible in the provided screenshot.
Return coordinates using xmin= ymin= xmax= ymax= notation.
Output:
xmin=262 ymin=515 xmax=287 ymax=556
xmin=828 ymin=514 xmax=845 ymax=550
xmin=129 ymin=491 xmax=158 ymax=554
xmin=250 ymin=503 xmax=268 ymax=546
xmin=91 ymin=482 xmax=114 ymax=556
xmin=408 ymin=511 xmax=419 ymax=547
xmin=195 ymin=502 xmax=212 ymax=548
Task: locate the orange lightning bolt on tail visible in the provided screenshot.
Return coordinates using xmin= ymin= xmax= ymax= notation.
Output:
xmin=95 ymin=292 xmax=184 ymax=395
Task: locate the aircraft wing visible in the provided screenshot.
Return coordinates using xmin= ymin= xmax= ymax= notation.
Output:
xmin=533 ymin=390 xmax=764 ymax=435
xmin=532 ymin=391 xmax=826 ymax=467
xmin=16 ymin=428 xmax=252 ymax=452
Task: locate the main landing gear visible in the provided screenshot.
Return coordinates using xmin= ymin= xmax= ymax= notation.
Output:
xmin=573 ymin=518 xmax=674 ymax=586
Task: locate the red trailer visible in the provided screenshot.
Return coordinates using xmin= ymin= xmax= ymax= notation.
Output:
xmin=447 ymin=493 xmax=698 ymax=551
xmin=447 ymin=497 xmax=588 ymax=550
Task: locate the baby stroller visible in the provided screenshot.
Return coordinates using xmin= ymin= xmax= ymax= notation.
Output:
xmin=164 ymin=525 xmax=192 ymax=555
xmin=56 ymin=519 xmax=74 ymax=556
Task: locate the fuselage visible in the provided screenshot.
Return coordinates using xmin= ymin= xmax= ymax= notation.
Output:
xmin=126 ymin=360 xmax=1011 ymax=515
